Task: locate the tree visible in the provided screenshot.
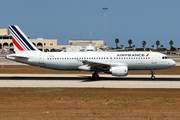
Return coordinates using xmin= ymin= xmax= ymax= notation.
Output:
xmin=151 ymin=45 xmax=155 ymax=50
xmin=128 ymin=39 xmax=132 ymax=47
xmin=115 ymin=38 xmax=119 ymax=48
xmin=160 ymin=45 xmax=163 ymax=48
xmin=142 ymin=40 xmax=146 ymax=51
xmin=156 ymin=40 xmax=160 ymax=50
xmin=132 ymin=45 xmax=135 ymax=48
xmin=121 ymin=45 xmax=124 ymax=49
xmin=169 ymin=40 xmax=173 ymax=50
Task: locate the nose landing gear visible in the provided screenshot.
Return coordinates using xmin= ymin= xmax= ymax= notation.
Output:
xmin=151 ymin=70 xmax=155 ymax=80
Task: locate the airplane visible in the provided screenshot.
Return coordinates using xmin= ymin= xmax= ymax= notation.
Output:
xmin=85 ymin=29 xmax=96 ymax=52
xmin=6 ymin=25 xmax=176 ymax=80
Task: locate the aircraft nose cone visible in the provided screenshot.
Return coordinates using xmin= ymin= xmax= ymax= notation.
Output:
xmin=172 ymin=60 xmax=176 ymax=66
xmin=170 ymin=60 xmax=176 ymax=67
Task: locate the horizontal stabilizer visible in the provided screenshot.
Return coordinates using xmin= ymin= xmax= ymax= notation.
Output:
xmin=6 ymin=54 xmax=29 ymax=59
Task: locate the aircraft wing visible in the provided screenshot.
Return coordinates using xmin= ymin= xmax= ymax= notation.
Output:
xmin=82 ymin=60 xmax=110 ymax=67
xmin=80 ymin=60 xmax=128 ymax=71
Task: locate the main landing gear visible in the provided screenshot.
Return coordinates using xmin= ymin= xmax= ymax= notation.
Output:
xmin=151 ymin=70 xmax=155 ymax=80
xmin=92 ymin=72 xmax=99 ymax=80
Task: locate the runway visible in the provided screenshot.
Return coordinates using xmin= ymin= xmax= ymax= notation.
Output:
xmin=0 ymin=74 xmax=180 ymax=88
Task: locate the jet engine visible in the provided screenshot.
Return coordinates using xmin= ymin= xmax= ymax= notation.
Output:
xmin=109 ymin=66 xmax=128 ymax=76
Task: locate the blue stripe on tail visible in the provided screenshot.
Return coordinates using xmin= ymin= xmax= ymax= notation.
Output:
xmin=9 ymin=26 xmax=29 ymax=50
xmin=11 ymin=26 xmax=35 ymax=51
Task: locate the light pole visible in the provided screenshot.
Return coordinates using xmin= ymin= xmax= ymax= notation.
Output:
xmin=103 ymin=7 xmax=108 ymax=50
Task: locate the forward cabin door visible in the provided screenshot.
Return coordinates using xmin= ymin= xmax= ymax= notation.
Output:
xmin=151 ymin=53 xmax=157 ymax=64
xmin=39 ymin=54 xmax=44 ymax=64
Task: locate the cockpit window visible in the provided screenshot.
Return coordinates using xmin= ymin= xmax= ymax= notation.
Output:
xmin=162 ymin=56 xmax=169 ymax=59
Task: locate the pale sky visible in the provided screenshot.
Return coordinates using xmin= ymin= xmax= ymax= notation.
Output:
xmin=1 ymin=0 xmax=180 ymax=48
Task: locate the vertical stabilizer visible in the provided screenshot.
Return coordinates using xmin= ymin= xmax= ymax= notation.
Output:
xmin=9 ymin=25 xmax=40 ymax=53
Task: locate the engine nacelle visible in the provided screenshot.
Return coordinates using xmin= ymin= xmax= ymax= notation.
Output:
xmin=110 ymin=66 xmax=128 ymax=76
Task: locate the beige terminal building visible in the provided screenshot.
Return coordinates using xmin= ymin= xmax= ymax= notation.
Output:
xmin=0 ymin=28 xmax=104 ymax=53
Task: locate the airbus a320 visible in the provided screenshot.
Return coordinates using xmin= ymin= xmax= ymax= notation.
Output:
xmin=6 ymin=25 xmax=176 ymax=80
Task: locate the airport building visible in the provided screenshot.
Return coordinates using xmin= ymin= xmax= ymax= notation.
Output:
xmin=0 ymin=28 xmax=104 ymax=53
xmin=0 ymin=28 xmax=59 ymax=52
xmin=68 ymin=40 xmax=104 ymax=47
xmin=68 ymin=40 xmax=104 ymax=51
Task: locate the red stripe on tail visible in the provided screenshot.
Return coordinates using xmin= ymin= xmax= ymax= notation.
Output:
xmin=11 ymin=36 xmax=24 ymax=51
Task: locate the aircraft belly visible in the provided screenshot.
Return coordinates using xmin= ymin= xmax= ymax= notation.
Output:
xmin=45 ymin=61 xmax=81 ymax=70
xmin=128 ymin=63 xmax=155 ymax=70
xmin=58 ymin=64 xmax=79 ymax=70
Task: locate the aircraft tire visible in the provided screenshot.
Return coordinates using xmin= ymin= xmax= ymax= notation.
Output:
xmin=92 ymin=73 xmax=99 ymax=80
xmin=151 ymin=76 xmax=155 ymax=80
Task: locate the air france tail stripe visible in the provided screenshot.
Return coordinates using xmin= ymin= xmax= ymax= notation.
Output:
xmin=10 ymin=26 xmax=31 ymax=50
xmin=9 ymin=28 xmax=28 ymax=51
xmin=11 ymin=36 xmax=24 ymax=51
xmin=9 ymin=26 xmax=30 ymax=51
xmin=11 ymin=26 xmax=35 ymax=50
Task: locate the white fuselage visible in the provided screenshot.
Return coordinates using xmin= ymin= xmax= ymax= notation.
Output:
xmin=6 ymin=51 xmax=176 ymax=71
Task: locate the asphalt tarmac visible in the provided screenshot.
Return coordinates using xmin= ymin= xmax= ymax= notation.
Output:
xmin=0 ymin=74 xmax=180 ymax=88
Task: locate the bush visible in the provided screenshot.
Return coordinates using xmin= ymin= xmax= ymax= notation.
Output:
xmin=135 ymin=48 xmax=143 ymax=51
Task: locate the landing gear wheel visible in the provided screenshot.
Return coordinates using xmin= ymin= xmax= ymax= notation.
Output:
xmin=92 ymin=73 xmax=99 ymax=80
xmin=151 ymin=76 xmax=155 ymax=80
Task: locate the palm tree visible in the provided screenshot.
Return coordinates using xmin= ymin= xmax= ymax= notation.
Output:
xmin=160 ymin=45 xmax=163 ymax=48
xmin=169 ymin=40 xmax=173 ymax=50
xmin=132 ymin=45 xmax=135 ymax=48
xmin=156 ymin=40 xmax=160 ymax=50
xmin=121 ymin=45 xmax=124 ymax=49
xmin=115 ymin=38 xmax=119 ymax=48
xmin=142 ymin=40 xmax=146 ymax=51
xmin=128 ymin=39 xmax=132 ymax=47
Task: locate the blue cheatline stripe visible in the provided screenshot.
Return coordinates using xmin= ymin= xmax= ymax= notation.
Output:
xmin=9 ymin=26 xmax=29 ymax=51
xmin=11 ymin=26 xmax=35 ymax=51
